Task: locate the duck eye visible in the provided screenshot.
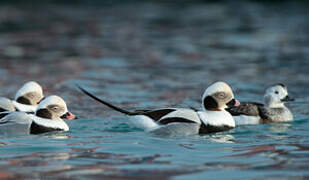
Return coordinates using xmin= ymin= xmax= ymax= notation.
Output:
xmin=216 ymin=92 xmax=226 ymax=99
xmin=52 ymin=106 xmax=59 ymax=111
xmin=275 ymin=91 xmax=279 ymax=94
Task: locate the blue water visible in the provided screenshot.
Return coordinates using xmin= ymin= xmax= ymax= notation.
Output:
xmin=1 ymin=2 xmax=309 ymax=179
xmin=1 ymin=118 xmax=309 ymax=179
xmin=1 ymin=57 xmax=309 ymax=179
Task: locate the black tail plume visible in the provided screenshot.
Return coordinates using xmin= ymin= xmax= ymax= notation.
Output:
xmin=76 ymin=85 xmax=136 ymax=115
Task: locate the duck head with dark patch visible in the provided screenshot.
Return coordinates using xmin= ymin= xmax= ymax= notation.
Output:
xmin=14 ymin=81 xmax=44 ymax=106
xmin=202 ymin=82 xmax=239 ymax=111
xmin=35 ymin=95 xmax=76 ymax=120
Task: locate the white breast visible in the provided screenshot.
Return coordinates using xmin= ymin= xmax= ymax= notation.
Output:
xmin=198 ymin=110 xmax=235 ymax=127
xmin=277 ymin=107 xmax=293 ymax=122
xmin=31 ymin=115 xmax=69 ymax=131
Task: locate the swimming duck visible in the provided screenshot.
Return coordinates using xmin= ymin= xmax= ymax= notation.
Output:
xmin=0 ymin=95 xmax=75 ymax=135
xmin=0 ymin=81 xmax=44 ymax=112
xmin=78 ymin=81 xmax=239 ymax=135
xmin=12 ymin=81 xmax=44 ymax=112
xmin=226 ymin=84 xmax=294 ymax=125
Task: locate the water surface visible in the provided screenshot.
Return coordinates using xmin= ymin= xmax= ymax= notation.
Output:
xmin=0 ymin=1 xmax=309 ymax=179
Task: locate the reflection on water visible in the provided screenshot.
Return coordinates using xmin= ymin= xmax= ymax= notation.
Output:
xmin=0 ymin=1 xmax=309 ymax=179
xmin=208 ymin=134 xmax=235 ymax=144
xmin=44 ymin=133 xmax=70 ymax=140
xmin=268 ymin=123 xmax=291 ymax=133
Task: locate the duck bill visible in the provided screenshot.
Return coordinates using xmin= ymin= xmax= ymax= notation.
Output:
xmin=226 ymin=98 xmax=240 ymax=108
xmin=61 ymin=112 xmax=76 ymax=120
xmin=235 ymin=99 xmax=240 ymax=106
xmin=281 ymin=95 xmax=294 ymax=102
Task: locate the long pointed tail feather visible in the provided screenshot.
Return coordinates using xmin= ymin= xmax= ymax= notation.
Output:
xmin=76 ymin=85 xmax=136 ymax=115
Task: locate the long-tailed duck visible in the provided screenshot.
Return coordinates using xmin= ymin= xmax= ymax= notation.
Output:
xmin=226 ymin=84 xmax=294 ymax=125
xmin=0 ymin=95 xmax=75 ymax=135
xmin=78 ymin=81 xmax=240 ymax=135
xmin=0 ymin=81 xmax=44 ymax=112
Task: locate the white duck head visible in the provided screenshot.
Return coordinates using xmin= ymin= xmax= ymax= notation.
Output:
xmin=264 ymin=84 xmax=294 ymax=108
xmin=35 ymin=95 xmax=76 ymax=120
xmin=202 ymin=81 xmax=240 ymax=111
xmin=14 ymin=81 xmax=44 ymax=106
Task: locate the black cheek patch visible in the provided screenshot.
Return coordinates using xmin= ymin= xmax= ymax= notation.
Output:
xmin=36 ymin=109 xmax=52 ymax=119
xmin=203 ymin=96 xmax=218 ymax=110
xmin=16 ymin=96 xmax=32 ymax=105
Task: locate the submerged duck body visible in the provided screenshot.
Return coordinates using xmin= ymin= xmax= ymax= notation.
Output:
xmin=78 ymin=81 xmax=239 ymax=135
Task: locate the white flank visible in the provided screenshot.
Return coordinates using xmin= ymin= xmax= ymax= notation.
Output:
xmin=150 ymin=123 xmax=200 ymax=135
xmin=128 ymin=115 xmax=159 ymax=131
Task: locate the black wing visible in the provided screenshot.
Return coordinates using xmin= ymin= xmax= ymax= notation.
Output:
xmin=158 ymin=117 xmax=197 ymax=125
xmin=226 ymin=102 xmax=264 ymax=116
xmin=135 ymin=109 xmax=201 ymax=125
xmin=138 ymin=109 xmax=177 ymax=121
